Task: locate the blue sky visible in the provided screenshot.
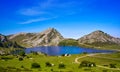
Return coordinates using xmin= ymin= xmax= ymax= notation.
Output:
xmin=0 ymin=0 xmax=120 ymax=39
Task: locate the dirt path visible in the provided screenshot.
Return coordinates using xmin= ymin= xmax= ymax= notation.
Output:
xmin=74 ymin=53 xmax=98 ymax=63
xmin=74 ymin=53 xmax=120 ymax=71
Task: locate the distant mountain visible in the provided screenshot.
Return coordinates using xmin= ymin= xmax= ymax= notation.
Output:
xmin=8 ymin=28 xmax=64 ymax=47
xmin=78 ymin=30 xmax=120 ymax=44
xmin=0 ymin=34 xmax=23 ymax=48
xmin=78 ymin=30 xmax=120 ymax=49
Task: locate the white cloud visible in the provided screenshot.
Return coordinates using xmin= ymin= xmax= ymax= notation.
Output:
xmin=19 ymin=8 xmax=47 ymax=16
xmin=18 ymin=0 xmax=55 ymax=16
xmin=19 ymin=16 xmax=57 ymax=24
xmin=17 ymin=0 xmax=81 ymax=24
xmin=18 ymin=0 xmax=79 ymax=16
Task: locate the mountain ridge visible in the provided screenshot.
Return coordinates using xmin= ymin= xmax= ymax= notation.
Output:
xmin=5 ymin=28 xmax=120 ymax=49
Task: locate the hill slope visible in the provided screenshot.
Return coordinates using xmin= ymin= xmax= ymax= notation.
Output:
xmin=0 ymin=34 xmax=23 ymax=48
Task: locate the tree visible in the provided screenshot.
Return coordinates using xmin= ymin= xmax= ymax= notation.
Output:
xmin=31 ymin=63 xmax=40 ymax=68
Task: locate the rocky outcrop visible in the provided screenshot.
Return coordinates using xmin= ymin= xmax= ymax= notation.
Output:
xmin=8 ymin=28 xmax=64 ymax=47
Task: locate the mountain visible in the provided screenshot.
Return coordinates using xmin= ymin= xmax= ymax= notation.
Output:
xmin=8 ymin=28 xmax=64 ymax=47
xmin=7 ymin=29 xmax=120 ymax=49
xmin=78 ymin=30 xmax=120 ymax=44
xmin=78 ymin=30 xmax=120 ymax=49
xmin=0 ymin=34 xmax=23 ymax=48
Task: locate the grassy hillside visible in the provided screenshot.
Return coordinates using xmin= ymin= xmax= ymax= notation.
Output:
xmin=58 ymin=39 xmax=79 ymax=46
xmin=58 ymin=39 xmax=120 ymax=50
xmin=0 ymin=52 xmax=120 ymax=72
xmin=8 ymin=33 xmax=35 ymax=47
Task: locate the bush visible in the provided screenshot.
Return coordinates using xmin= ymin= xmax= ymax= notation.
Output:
xmin=58 ymin=63 xmax=65 ymax=69
xmin=21 ymin=65 xmax=24 ymax=68
xmin=19 ymin=57 xmax=23 ymax=61
xmin=109 ymin=64 xmax=116 ymax=68
xmin=51 ymin=69 xmax=53 ymax=71
xmin=31 ymin=63 xmax=40 ymax=68
xmin=46 ymin=62 xmax=52 ymax=67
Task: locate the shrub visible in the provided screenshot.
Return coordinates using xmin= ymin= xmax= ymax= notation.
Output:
xmin=45 ymin=62 xmax=52 ymax=67
xmin=58 ymin=63 xmax=65 ymax=69
xmin=109 ymin=64 xmax=116 ymax=68
xmin=19 ymin=57 xmax=23 ymax=61
xmin=31 ymin=63 xmax=40 ymax=68
xmin=51 ymin=69 xmax=53 ymax=71
xmin=21 ymin=65 xmax=24 ymax=68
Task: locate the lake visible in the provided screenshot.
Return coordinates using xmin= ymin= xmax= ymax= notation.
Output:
xmin=20 ymin=46 xmax=114 ymax=56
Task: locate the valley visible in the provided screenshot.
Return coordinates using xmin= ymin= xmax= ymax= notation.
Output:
xmin=0 ymin=28 xmax=120 ymax=72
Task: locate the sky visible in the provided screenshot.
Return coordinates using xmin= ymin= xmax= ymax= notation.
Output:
xmin=0 ymin=0 xmax=120 ymax=39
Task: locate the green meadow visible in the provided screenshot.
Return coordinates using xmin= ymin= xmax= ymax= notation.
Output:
xmin=0 ymin=52 xmax=120 ymax=72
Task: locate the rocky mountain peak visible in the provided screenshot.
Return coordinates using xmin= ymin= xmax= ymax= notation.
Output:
xmin=30 ymin=28 xmax=64 ymax=46
xmin=8 ymin=28 xmax=64 ymax=47
xmin=40 ymin=28 xmax=57 ymax=34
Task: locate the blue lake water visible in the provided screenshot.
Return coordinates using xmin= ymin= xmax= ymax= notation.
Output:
xmin=23 ymin=46 xmax=114 ymax=56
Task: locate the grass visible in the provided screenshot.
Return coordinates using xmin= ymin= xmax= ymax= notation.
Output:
xmin=0 ymin=53 xmax=120 ymax=72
